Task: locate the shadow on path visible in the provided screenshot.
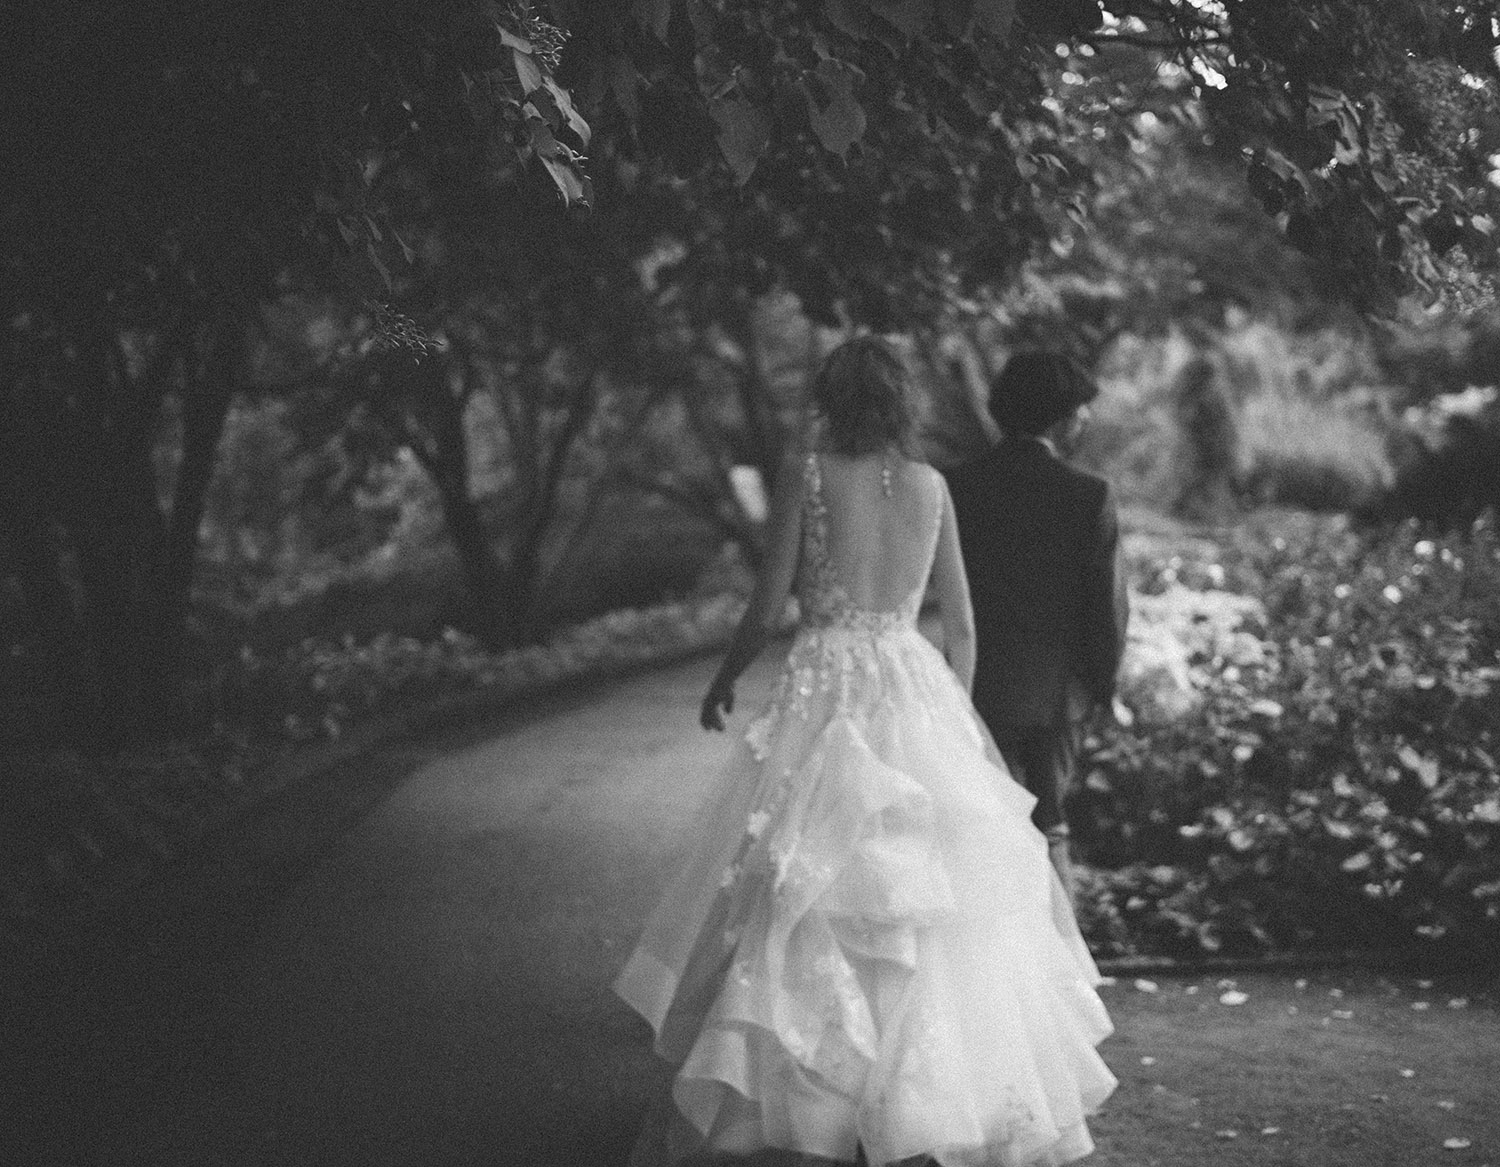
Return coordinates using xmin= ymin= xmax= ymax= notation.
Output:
xmin=7 ymin=650 xmax=749 ymax=1167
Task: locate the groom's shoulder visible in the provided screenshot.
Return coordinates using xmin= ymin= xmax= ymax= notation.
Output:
xmin=941 ymin=446 xmax=996 ymax=496
xmin=1059 ymin=457 xmax=1110 ymax=494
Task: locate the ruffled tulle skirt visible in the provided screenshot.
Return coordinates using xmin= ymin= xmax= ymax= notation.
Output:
xmin=615 ymin=624 xmax=1116 ymax=1167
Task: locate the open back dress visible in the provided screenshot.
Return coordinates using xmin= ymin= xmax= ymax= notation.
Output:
xmin=614 ymin=452 xmax=1116 ymax=1167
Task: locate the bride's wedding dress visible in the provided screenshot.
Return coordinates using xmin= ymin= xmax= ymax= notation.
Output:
xmin=615 ymin=454 xmax=1116 ymax=1167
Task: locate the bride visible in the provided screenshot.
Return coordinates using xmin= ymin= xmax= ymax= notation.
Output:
xmin=614 ymin=336 xmax=1116 ymax=1167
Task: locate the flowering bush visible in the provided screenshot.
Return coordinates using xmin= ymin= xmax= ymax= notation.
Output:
xmin=1074 ymin=511 xmax=1500 ymax=961
xmin=212 ymin=594 xmax=748 ymax=742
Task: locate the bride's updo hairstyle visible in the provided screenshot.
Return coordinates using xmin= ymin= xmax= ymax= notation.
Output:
xmin=811 ymin=335 xmax=917 ymax=457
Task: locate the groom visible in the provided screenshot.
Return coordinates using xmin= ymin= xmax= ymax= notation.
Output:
xmin=945 ymin=351 xmax=1129 ymax=893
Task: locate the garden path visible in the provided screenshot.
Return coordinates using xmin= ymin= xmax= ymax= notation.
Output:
xmin=8 ymin=643 xmax=1499 ymax=1167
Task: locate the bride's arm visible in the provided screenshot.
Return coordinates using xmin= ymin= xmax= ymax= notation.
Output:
xmin=700 ymin=449 xmax=806 ymax=731
xmin=929 ymin=480 xmax=977 ymax=693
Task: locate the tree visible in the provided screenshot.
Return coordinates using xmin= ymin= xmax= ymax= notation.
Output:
xmin=1 ymin=0 xmax=590 ymax=743
xmin=1080 ymin=1 xmax=1500 ymax=311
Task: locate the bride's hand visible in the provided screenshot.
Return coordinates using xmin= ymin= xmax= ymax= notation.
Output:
xmin=700 ymin=679 xmax=735 ymax=732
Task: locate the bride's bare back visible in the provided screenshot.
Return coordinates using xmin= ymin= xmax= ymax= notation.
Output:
xmin=700 ymin=442 xmax=979 ymax=733
xmin=812 ymin=452 xmax=944 ymax=613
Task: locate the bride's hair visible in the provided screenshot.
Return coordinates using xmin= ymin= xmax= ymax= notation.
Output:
xmin=811 ymin=335 xmax=917 ymax=457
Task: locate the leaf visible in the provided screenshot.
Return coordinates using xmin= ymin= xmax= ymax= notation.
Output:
xmin=496 ymin=27 xmax=532 ymax=53
xmin=512 ymin=47 xmax=543 ymax=95
xmin=973 ymin=0 xmax=1016 ymax=36
xmin=526 ymin=115 xmax=564 ymax=159
xmin=1397 ymin=745 xmax=1440 ymax=789
xmin=634 ymin=0 xmax=674 ymax=40
xmin=539 ymin=156 xmax=591 ymax=208
xmin=544 ymin=77 xmax=592 ymax=146
xmin=709 ymin=95 xmax=771 ymax=184
xmin=391 ymin=227 xmax=416 ymax=265
xmin=802 ymin=59 xmax=867 ymax=158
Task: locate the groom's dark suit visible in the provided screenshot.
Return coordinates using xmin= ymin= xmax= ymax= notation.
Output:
xmin=946 ymin=436 xmax=1128 ymax=831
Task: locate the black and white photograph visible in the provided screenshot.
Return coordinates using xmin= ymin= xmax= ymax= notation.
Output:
xmin=4 ymin=2 xmax=1500 ymax=1165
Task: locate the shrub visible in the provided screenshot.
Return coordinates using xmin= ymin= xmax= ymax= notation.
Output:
xmin=1074 ymin=511 xmax=1500 ymax=961
xmin=1236 ymin=391 xmax=1394 ymax=512
xmin=210 ymin=594 xmax=748 ymax=743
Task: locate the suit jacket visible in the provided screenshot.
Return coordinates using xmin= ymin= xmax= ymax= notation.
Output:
xmin=946 ymin=437 xmax=1128 ymax=730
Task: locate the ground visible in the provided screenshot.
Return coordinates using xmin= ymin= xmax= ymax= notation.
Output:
xmin=5 ymin=646 xmax=1498 ymax=1167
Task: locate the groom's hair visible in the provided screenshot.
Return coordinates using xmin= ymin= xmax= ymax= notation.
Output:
xmin=988 ymin=351 xmax=1099 ymax=437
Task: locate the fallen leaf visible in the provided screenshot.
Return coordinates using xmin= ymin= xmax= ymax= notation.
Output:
xmin=1220 ymin=990 xmax=1249 ymax=1005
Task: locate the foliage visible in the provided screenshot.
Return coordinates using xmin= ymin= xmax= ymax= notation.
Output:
xmin=555 ymin=0 xmax=1097 ymax=327
xmin=1077 ymin=315 xmax=1399 ymax=516
xmin=6 ymin=0 xmax=1498 ymax=749
xmin=1074 ymin=511 xmax=1500 ymax=960
xmin=1 ymin=0 xmax=589 ymax=743
xmin=214 ymin=594 xmax=744 ymax=743
xmin=1086 ymin=1 xmax=1500 ymax=312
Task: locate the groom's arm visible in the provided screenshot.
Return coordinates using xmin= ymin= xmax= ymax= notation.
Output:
xmin=1073 ymin=480 xmax=1127 ymax=708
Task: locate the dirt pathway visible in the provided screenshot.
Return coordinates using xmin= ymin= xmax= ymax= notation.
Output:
xmin=8 ymin=645 xmax=1499 ymax=1167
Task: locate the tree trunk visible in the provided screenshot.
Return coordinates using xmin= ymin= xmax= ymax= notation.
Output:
xmin=1 ymin=348 xmax=98 ymax=744
xmin=389 ymin=357 xmax=526 ymax=648
xmin=505 ymin=364 xmax=602 ymax=630
xmin=0 ymin=509 xmax=96 ymax=746
xmin=66 ymin=325 xmax=183 ymax=743
xmin=159 ymin=325 xmax=236 ymax=660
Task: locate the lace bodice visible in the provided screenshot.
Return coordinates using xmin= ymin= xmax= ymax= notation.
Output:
xmin=796 ymin=453 xmax=938 ymax=634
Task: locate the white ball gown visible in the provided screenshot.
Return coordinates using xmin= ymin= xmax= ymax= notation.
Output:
xmin=615 ymin=455 xmax=1116 ymax=1167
